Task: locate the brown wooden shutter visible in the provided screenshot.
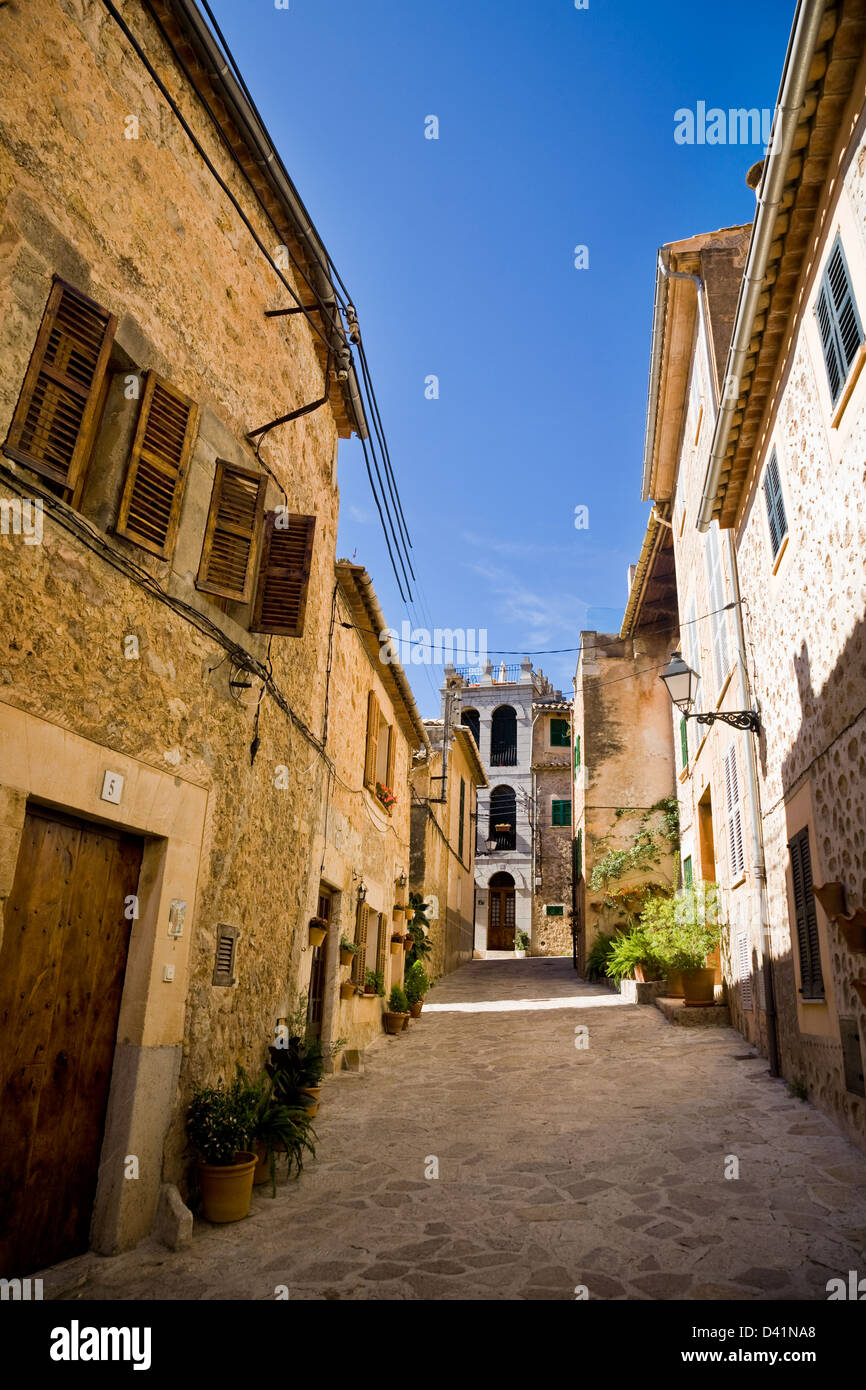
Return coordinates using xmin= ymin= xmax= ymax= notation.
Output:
xmin=789 ymin=828 xmax=824 ymax=1000
xmin=4 ymin=279 xmax=115 ymax=491
xmin=385 ymin=722 xmax=396 ymax=790
xmin=250 ymin=511 xmax=315 ymax=635
xmin=352 ymin=903 xmax=369 ymax=984
xmin=364 ymin=692 xmax=380 ymax=789
xmin=375 ymin=913 xmax=388 ymax=977
xmin=115 ymin=372 xmax=198 ymax=557
xmin=196 ymin=461 xmax=265 ymax=602
xmin=212 ymin=924 xmax=238 ymax=986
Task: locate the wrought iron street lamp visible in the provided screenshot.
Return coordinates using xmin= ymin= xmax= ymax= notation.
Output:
xmin=659 ymin=651 xmax=760 ymax=733
xmin=484 ymin=835 xmax=497 ymax=854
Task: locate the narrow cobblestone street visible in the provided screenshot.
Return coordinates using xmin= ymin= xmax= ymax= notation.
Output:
xmin=53 ymin=959 xmax=866 ymax=1302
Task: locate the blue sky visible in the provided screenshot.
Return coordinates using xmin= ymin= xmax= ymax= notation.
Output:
xmin=210 ymin=0 xmax=796 ymax=716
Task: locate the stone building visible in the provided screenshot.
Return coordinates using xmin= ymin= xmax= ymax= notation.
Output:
xmin=0 ymin=0 xmax=368 ymax=1274
xmin=309 ymin=562 xmax=430 ymax=1055
xmin=444 ymin=658 xmax=560 ymax=954
xmin=409 ymin=714 xmax=487 ymax=978
xmin=531 ymin=695 xmax=574 ymax=956
xmin=637 ymin=0 xmax=866 ymax=1149
xmin=572 ymin=627 xmax=679 ymax=974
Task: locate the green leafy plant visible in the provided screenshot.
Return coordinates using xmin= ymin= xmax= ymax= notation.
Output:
xmin=515 ymin=930 xmax=530 ymax=951
xmin=266 ymin=1038 xmax=322 ymax=1119
xmin=585 ymin=930 xmax=618 ymax=981
xmin=340 ymin=935 xmax=359 ymax=954
xmin=589 ymin=798 xmax=680 ymax=928
xmin=365 ymin=968 xmax=386 ymax=997
xmin=605 ymin=925 xmax=663 ymax=983
xmin=404 ymin=961 xmax=431 ymax=1005
xmin=406 ymin=892 xmax=433 ymax=970
xmin=239 ymin=1067 xmax=316 ymax=1194
xmin=186 ymin=1076 xmax=254 ymax=1167
xmin=641 ymin=883 xmax=722 ymax=971
xmin=387 ymin=984 xmax=409 ymax=1013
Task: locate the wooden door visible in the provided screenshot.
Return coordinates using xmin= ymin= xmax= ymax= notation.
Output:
xmin=0 ymin=806 xmax=142 ymax=1276
xmin=488 ymin=889 xmax=515 ymax=950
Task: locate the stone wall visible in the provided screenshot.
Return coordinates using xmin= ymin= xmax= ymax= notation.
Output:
xmin=532 ymin=709 xmax=573 ymax=955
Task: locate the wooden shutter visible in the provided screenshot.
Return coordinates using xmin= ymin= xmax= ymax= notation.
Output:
xmin=825 ymin=240 xmax=863 ymax=375
xmin=212 ymin=924 xmax=238 ymax=986
xmin=705 ymin=526 xmax=730 ymax=693
xmin=352 ymin=903 xmax=369 ymax=984
xmin=251 ymin=511 xmax=316 ymax=635
xmin=458 ymin=777 xmax=466 ymax=859
xmin=788 ymin=827 xmax=824 ymax=1000
xmin=762 ymin=450 xmax=787 ymax=560
xmin=683 ymin=855 xmax=693 ymax=889
xmin=385 ymin=721 xmax=396 ymax=790
xmin=816 ymin=282 xmax=843 ymax=402
xmin=116 ymin=372 xmax=198 ymax=557
xmin=679 ymin=716 xmax=689 ymax=768
xmin=737 ymin=932 xmax=753 ymax=1010
xmin=196 ymin=461 xmax=265 ymax=601
xmin=723 ymin=745 xmax=745 ymax=882
xmin=552 ymin=799 xmax=571 ymax=827
xmin=4 ymin=279 xmax=115 ymax=490
xmin=364 ymin=692 xmax=380 ymax=789
xmin=375 ymin=914 xmax=387 ymax=977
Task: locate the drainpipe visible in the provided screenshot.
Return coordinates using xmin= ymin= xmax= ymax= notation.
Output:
xmin=697 ymin=0 xmax=827 ymax=532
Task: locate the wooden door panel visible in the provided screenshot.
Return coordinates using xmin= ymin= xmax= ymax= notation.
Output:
xmin=0 ymin=808 xmax=141 ymax=1276
xmin=487 ymin=890 xmax=516 ymax=950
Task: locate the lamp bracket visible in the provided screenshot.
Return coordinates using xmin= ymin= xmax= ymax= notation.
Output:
xmin=688 ymin=709 xmax=761 ymax=733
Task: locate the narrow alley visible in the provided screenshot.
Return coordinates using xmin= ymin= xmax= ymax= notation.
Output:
xmin=52 ymin=959 xmax=866 ymax=1302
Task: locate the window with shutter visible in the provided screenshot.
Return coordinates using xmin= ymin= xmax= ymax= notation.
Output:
xmin=115 ymin=372 xmax=198 ymax=557
xmin=574 ymin=735 xmax=581 ymax=770
xmin=762 ymin=449 xmax=788 ymax=561
xmin=552 ymin=799 xmax=572 ymax=827
xmin=815 ymin=237 xmax=864 ymax=403
xmin=788 ymin=827 xmax=824 ymax=1000
xmin=573 ymin=828 xmax=583 ymax=880
xmin=364 ymin=692 xmax=380 ymax=790
xmin=683 ymin=855 xmax=693 ymax=889
xmin=458 ymin=777 xmax=466 ymax=859
xmin=723 ymin=745 xmax=745 ymax=882
xmin=212 ymin=924 xmax=238 ymax=986
xmin=251 ymin=512 xmax=315 ymax=635
xmin=4 ymin=279 xmax=116 ymax=492
xmin=352 ymin=902 xmax=369 ymax=984
xmin=737 ymin=931 xmax=753 ymax=1010
xmin=679 ymin=715 xmax=689 ymax=769
xmin=196 ymin=461 xmax=266 ymax=602
xmin=384 ymin=717 xmax=396 ymax=790
xmin=550 ymin=718 xmax=570 ymax=747
xmin=705 ymin=525 xmax=730 ymax=693
xmin=375 ymin=913 xmax=388 ymax=977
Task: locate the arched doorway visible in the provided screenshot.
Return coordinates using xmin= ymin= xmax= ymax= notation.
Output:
xmin=488 ymin=785 xmax=516 ymax=852
xmin=487 ymin=870 xmax=516 ymax=950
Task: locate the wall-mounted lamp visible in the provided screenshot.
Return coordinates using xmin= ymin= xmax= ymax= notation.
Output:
xmin=659 ymin=651 xmax=760 ymax=733
xmin=396 ymin=870 xmax=407 ymax=888
xmin=357 ymin=880 xmax=367 ymax=902
xmin=484 ymin=836 xmax=497 ymax=854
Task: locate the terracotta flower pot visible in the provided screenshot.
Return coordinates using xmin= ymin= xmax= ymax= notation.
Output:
xmin=253 ymin=1140 xmax=271 ymax=1186
xmin=390 ymin=940 xmax=402 ymax=955
xmin=298 ymin=1086 xmax=320 ymax=1117
xmin=199 ymin=1152 xmax=257 ymax=1222
xmin=665 ymin=968 xmax=685 ymax=998
xmin=401 ymin=1013 xmax=410 ymax=1030
xmin=339 ymin=948 xmax=355 ymax=968
xmin=409 ymin=1001 xmax=423 ymax=1018
xmin=340 ymin=980 xmax=356 ymax=1000
xmin=383 ymin=1011 xmax=404 ymax=1035
xmin=309 ymin=924 xmax=327 ymax=949
xmin=682 ymin=967 xmax=716 ymax=1007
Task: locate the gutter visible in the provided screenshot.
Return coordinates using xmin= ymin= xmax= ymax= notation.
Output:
xmin=696 ymin=0 xmax=826 ymax=531
xmin=165 ymin=0 xmax=368 ymax=439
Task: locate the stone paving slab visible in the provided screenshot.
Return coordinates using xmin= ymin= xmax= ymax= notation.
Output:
xmin=47 ymin=958 xmax=866 ymax=1301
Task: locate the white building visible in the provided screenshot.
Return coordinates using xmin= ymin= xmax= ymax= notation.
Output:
xmin=442 ymin=658 xmax=562 ymax=954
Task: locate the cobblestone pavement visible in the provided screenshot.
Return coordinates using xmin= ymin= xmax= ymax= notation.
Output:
xmin=54 ymin=958 xmax=866 ymax=1301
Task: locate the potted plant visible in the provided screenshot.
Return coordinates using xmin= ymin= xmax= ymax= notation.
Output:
xmin=266 ymin=1037 xmax=324 ymax=1117
xmin=404 ymin=961 xmax=431 ymax=1018
xmin=604 ymin=924 xmax=664 ymax=984
xmin=186 ymin=1076 xmax=257 ymax=1223
xmin=242 ymin=1070 xmax=316 ymax=1196
xmin=515 ymin=930 xmax=530 ymax=959
xmin=375 ymin=781 xmax=397 ymax=812
xmin=364 ymin=968 xmax=385 ymax=997
xmin=390 ymin=932 xmax=403 ymax=955
xmin=339 ymin=935 xmax=358 ymax=969
xmin=384 ymin=984 xmax=409 ymax=1034
xmin=340 ymin=979 xmax=357 ymax=1001
xmin=642 ymin=885 xmax=722 ymax=1006
xmin=405 ymin=894 xmax=434 ymax=970
xmin=308 ymin=915 xmax=329 ymax=949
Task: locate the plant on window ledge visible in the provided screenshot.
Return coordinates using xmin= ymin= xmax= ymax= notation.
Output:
xmin=375 ymin=781 xmax=397 ymax=812
xmin=364 ymin=968 xmax=385 ymax=997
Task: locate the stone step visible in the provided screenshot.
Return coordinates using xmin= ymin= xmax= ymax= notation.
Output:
xmin=654 ymin=996 xmax=732 ymax=1027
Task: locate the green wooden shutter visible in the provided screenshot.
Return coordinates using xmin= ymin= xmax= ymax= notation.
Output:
xmin=550 ymin=718 xmax=570 ymax=747
xmin=552 ymin=799 xmax=572 ymax=827
xmin=574 ymin=735 xmax=581 ymax=770
xmin=762 ymin=450 xmax=787 ymax=560
xmin=683 ymin=855 xmax=693 ymax=889
xmin=458 ymin=777 xmax=466 ymax=860
xmin=788 ymin=827 xmax=824 ymax=1000
xmin=679 ymin=716 xmax=689 ymax=768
